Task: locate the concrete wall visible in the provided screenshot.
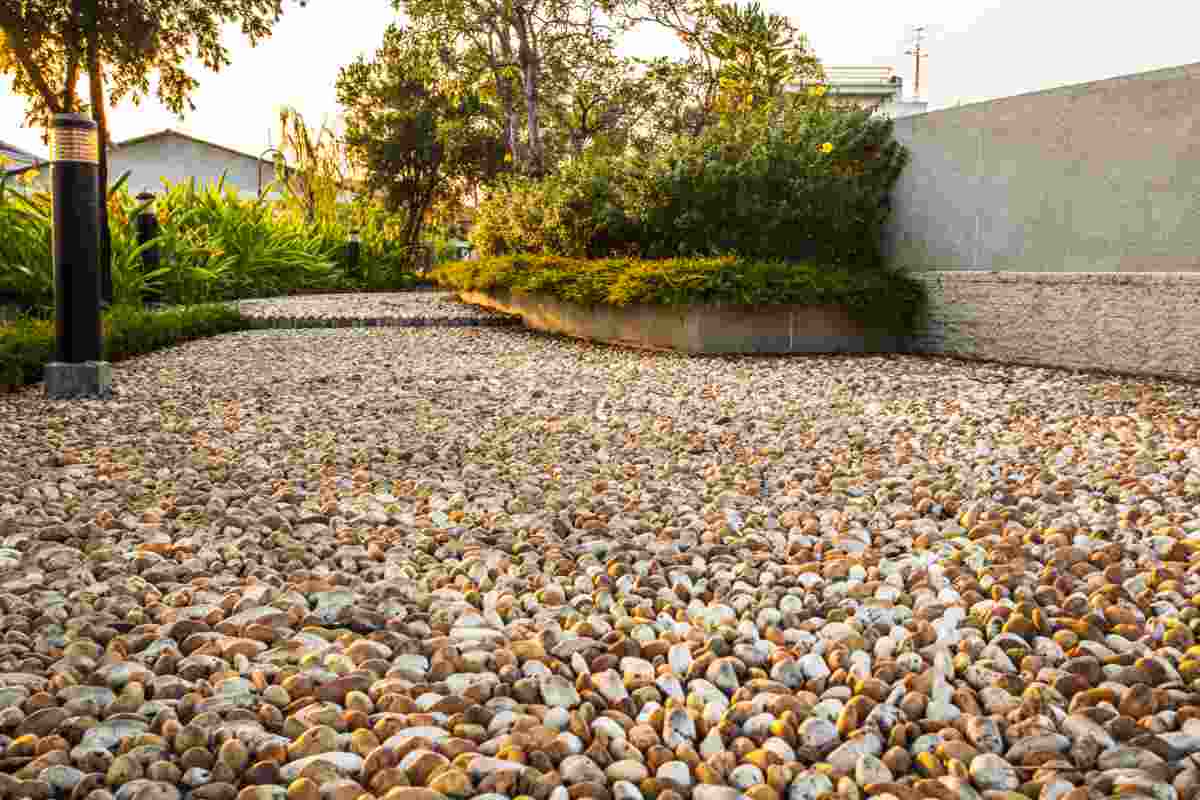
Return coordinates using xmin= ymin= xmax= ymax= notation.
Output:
xmin=884 ymin=62 xmax=1200 ymax=380
xmin=886 ymin=62 xmax=1200 ymax=274
xmin=459 ymin=289 xmax=904 ymax=354
xmin=109 ymin=135 xmax=278 ymax=199
xmin=879 ymin=99 xmax=929 ymax=119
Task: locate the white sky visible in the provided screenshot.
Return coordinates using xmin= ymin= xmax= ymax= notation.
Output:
xmin=2 ymin=0 xmax=1198 ymax=158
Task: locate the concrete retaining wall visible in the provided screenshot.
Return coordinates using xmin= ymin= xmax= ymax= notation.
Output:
xmin=882 ymin=62 xmax=1200 ymax=379
xmin=459 ymin=290 xmax=903 ymax=354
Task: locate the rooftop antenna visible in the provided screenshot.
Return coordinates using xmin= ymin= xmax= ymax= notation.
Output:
xmin=905 ymin=25 xmax=929 ymax=99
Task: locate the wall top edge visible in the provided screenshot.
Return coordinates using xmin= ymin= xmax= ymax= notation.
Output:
xmin=910 ymin=271 xmax=1200 ymax=285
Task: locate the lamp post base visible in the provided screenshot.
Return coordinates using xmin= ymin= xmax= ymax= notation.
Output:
xmin=45 ymin=361 xmax=112 ymax=399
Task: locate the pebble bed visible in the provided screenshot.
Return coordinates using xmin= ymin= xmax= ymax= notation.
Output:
xmin=1 ymin=320 xmax=1200 ymax=800
xmin=235 ymin=293 xmax=520 ymax=329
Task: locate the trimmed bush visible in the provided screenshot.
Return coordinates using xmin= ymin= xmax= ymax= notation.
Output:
xmin=434 ymin=254 xmax=925 ymax=332
xmin=0 ymin=304 xmax=249 ymax=390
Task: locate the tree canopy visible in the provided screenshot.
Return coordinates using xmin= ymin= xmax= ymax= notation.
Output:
xmin=0 ymin=0 xmax=307 ymax=302
xmin=0 ymin=0 xmax=306 ymax=125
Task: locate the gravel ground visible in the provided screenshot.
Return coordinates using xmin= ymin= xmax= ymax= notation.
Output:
xmin=1 ymin=324 xmax=1200 ymax=800
xmin=236 ymin=292 xmax=519 ymax=328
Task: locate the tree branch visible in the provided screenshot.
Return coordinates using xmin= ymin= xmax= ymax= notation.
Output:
xmin=0 ymin=5 xmax=63 ymax=113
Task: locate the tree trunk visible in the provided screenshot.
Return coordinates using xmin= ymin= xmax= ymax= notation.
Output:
xmin=487 ymin=34 xmax=522 ymax=170
xmin=86 ymin=10 xmax=112 ymax=305
xmin=512 ymin=10 xmax=543 ymax=175
xmin=62 ymin=0 xmax=85 ymax=111
xmin=522 ymin=58 xmax=543 ymax=174
xmin=494 ymin=77 xmax=521 ymax=167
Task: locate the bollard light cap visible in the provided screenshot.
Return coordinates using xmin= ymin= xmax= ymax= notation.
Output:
xmin=49 ymin=113 xmax=98 ymax=164
xmin=50 ymin=112 xmax=97 ymax=130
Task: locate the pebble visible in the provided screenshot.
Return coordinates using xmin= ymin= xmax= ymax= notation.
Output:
xmin=0 ymin=304 xmax=1197 ymax=800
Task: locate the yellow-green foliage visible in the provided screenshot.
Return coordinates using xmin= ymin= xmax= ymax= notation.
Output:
xmin=434 ymin=254 xmax=924 ymax=332
xmin=0 ymin=174 xmax=423 ymax=312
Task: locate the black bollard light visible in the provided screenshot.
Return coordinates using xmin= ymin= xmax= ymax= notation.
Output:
xmin=135 ymin=192 xmax=160 ymax=302
xmin=45 ymin=112 xmax=110 ymax=399
xmin=347 ymin=229 xmax=362 ymax=281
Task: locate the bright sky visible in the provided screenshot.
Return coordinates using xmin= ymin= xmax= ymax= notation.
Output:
xmin=2 ymin=0 xmax=1198 ymax=159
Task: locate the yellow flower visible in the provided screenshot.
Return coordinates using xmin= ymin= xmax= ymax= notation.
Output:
xmin=808 ymin=84 xmax=827 ymax=98
xmin=503 ymin=152 xmax=512 ymax=164
xmin=820 ymin=142 xmax=834 ymax=154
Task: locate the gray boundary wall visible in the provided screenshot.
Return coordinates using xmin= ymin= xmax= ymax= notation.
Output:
xmin=884 ymin=63 xmax=1200 ymax=380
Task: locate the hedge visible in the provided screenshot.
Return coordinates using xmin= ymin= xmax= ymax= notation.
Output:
xmin=0 ymin=304 xmax=250 ymax=391
xmin=434 ymin=255 xmax=926 ymax=333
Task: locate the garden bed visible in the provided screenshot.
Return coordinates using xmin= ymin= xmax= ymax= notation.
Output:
xmin=437 ymin=254 xmax=921 ymax=354
xmin=459 ymin=288 xmax=904 ymax=354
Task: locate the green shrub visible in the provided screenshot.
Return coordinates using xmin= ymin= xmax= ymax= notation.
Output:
xmin=470 ymin=101 xmax=908 ymax=268
xmin=434 ymin=254 xmax=925 ymax=332
xmin=0 ymin=304 xmax=248 ymax=389
xmin=472 ymin=153 xmax=637 ymax=259
xmin=627 ymin=104 xmax=907 ymax=266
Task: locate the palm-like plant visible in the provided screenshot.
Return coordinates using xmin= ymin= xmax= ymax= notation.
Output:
xmin=276 ymin=106 xmax=348 ymax=224
xmin=704 ymin=2 xmax=823 ymax=105
xmin=0 ymin=185 xmax=54 ymax=312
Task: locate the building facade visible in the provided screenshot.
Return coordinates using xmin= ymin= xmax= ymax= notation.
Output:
xmin=109 ymin=129 xmax=283 ymax=199
xmin=0 ymin=139 xmax=49 ymax=194
xmin=791 ymin=65 xmax=929 ymax=118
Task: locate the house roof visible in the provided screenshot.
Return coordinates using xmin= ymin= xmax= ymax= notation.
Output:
xmin=112 ymin=128 xmax=280 ymax=165
xmin=0 ymin=139 xmax=45 ymax=171
xmin=823 ymin=66 xmax=898 ymax=86
xmin=109 ymin=128 xmax=377 ymax=193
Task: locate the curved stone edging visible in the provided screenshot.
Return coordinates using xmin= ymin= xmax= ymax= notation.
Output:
xmin=240 ymin=315 xmax=522 ymax=330
xmin=457 ymin=288 xmax=904 ymax=354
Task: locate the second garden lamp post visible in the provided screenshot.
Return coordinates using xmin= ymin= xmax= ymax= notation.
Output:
xmin=347 ymin=230 xmax=362 ymax=279
xmin=44 ymin=112 xmax=111 ymax=399
xmin=135 ymin=192 xmax=161 ymax=280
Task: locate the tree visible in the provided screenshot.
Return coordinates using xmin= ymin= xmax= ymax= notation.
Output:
xmin=0 ymin=0 xmax=307 ymax=303
xmin=612 ymin=0 xmax=823 ymax=135
xmin=336 ymin=23 xmax=505 ymax=253
xmin=399 ymin=0 xmax=618 ymax=177
xmin=275 ymin=106 xmax=346 ymax=224
xmin=706 ymin=1 xmax=819 ymax=103
xmin=539 ymin=38 xmax=663 ymax=159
